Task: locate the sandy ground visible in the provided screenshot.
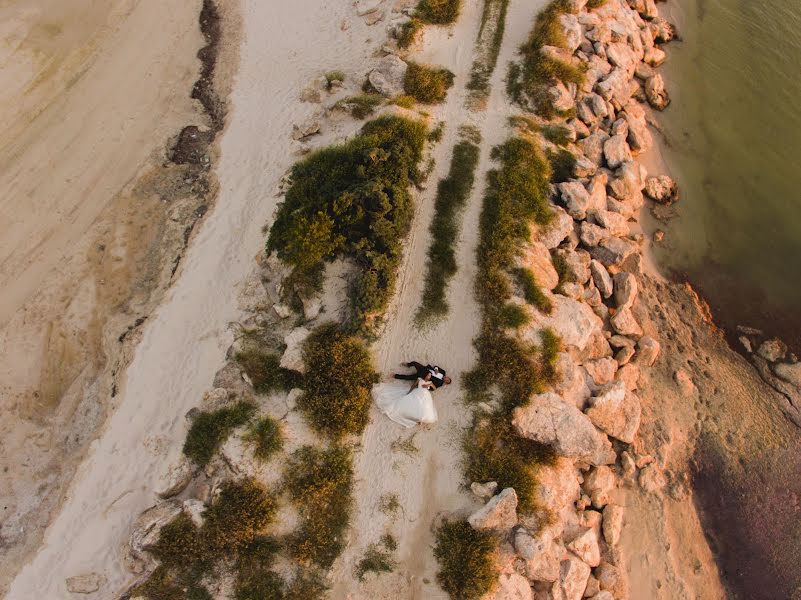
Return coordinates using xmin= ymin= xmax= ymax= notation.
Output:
xmin=0 ymin=0 xmax=213 ymax=593
xmin=4 ymin=0 xmax=385 ymax=598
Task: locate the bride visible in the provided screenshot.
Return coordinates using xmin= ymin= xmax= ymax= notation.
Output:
xmin=372 ymin=374 xmax=438 ymax=428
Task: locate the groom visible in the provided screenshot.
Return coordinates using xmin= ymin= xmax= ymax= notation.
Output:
xmin=394 ymin=361 xmax=452 ymax=389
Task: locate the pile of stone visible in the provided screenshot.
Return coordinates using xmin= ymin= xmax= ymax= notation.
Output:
xmin=462 ymin=1 xmax=679 ymax=598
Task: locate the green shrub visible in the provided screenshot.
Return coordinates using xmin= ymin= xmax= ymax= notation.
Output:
xmin=233 ymin=571 xmax=285 ymax=600
xmin=538 ymin=327 xmax=561 ymax=382
xmin=335 ymin=94 xmax=384 ymax=119
xmin=433 ymin=520 xmax=497 ymax=600
xmin=463 ymin=414 xmax=554 ymax=512
xmin=428 ymin=121 xmax=445 ymax=142
xmin=284 ymin=445 xmax=354 ymax=567
xmin=266 ymin=116 xmax=427 ymax=332
xmin=417 ymin=0 xmax=462 ymax=24
xmin=404 ymin=62 xmax=455 ymax=104
xmin=391 ymin=95 xmax=417 ymax=109
xmin=183 ymin=401 xmax=256 ymax=467
xmin=131 ymin=566 xmax=211 ymax=600
xmin=355 ymin=538 xmax=396 ymax=581
xmin=150 ymin=512 xmax=209 ymax=570
xmin=236 ymin=349 xmax=303 ymax=394
xmin=416 ymin=140 xmax=480 ymax=324
xmin=325 ymin=70 xmax=345 ymax=88
xmin=204 ymin=478 xmax=278 ymax=553
xmin=397 ymin=18 xmax=423 ymax=48
xmin=284 ymin=569 xmax=328 ymax=600
xmin=244 ymin=416 xmax=284 ymax=461
xmin=298 ymin=323 xmax=378 ymax=437
xmin=512 ymin=267 xmax=553 ymax=313
xmin=497 ymin=303 xmax=530 ymax=328
xmin=541 ymin=124 xmax=572 ymax=146
xmin=547 ymin=148 xmax=577 ymax=183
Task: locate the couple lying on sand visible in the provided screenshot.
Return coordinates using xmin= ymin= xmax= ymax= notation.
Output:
xmin=372 ymin=361 xmax=452 ymax=428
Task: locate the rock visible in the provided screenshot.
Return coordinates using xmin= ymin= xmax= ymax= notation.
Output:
xmin=356 ymin=0 xmax=383 ymax=15
xmin=368 ymin=54 xmax=408 ymax=96
xmin=582 ymin=465 xmax=616 ymax=509
xmin=519 ymin=241 xmax=559 ymax=290
xmin=471 ymin=481 xmax=499 ymax=499
xmin=758 ymin=338 xmax=787 ymax=362
xmin=534 ymin=457 xmax=582 ymax=516
xmin=560 ymin=556 xmax=591 ymax=600
xmin=593 ymin=209 xmax=628 ymax=237
xmin=550 ymin=81 xmax=576 ymax=112
xmin=515 ymin=530 xmax=561 ymax=582
xmin=364 ymin=9 xmax=385 ymax=25
xmin=650 ymin=17 xmax=677 ymax=43
xmin=573 ymin=155 xmax=597 ymax=178
xmin=155 ymin=457 xmax=196 ymax=499
xmin=486 ymin=573 xmax=534 ymax=600
xmin=585 ymin=381 xmax=642 ymax=443
xmin=580 ymin=222 xmax=610 ymax=247
xmin=611 ymin=118 xmax=629 ymax=139
xmin=595 ymin=562 xmax=625 ymax=597
xmin=605 ymin=42 xmax=638 ymax=75
xmin=553 ymin=352 xmax=592 ymax=409
xmin=523 ymin=295 xmax=603 ymax=352
xmin=645 ymin=74 xmax=670 ymax=110
xmin=596 ymin=68 xmax=635 ymax=105
xmin=589 ymin=237 xmax=636 ymax=267
xmin=587 ymin=174 xmax=609 ymax=214
xmin=616 ymin=362 xmax=641 ymax=391
xmin=639 ymin=464 xmax=666 ymax=493
xmin=608 ymin=335 xmax=635 ymax=349
xmin=538 ymin=207 xmax=575 ymax=249
xmin=300 ymin=293 xmax=323 ymax=320
xmin=559 ymin=13 xmax=583 ymax=53
xmin=602 ymin=504 xmax=624 ymax=546
xmin=125 ymin=501 xmax=183 ymax=573
xmin=620 ymin=450 xmax=637 ymax=479
xmin=566 ymin=527 xmax=601 ymax=567
xmin=273 ymin=303 xmax=292 ymax=318
xmin=291 ymin=116 xmax=321 ymax=140
xmin=468 ymin=488 xmax=519 ymax=532
xmin=554 ymin=249 xmax=591 ymax=285
xmin=183 ymin=499 xmax=206 ymax=528
xmin=583 ymin=358 xmax=618 ymax=388
xmin=588 ymin=592 xmax=614 ymax=600
xmin=570 ymin=118 xmax=592 ymax=141
xmin=644 ymin=175 xmax=678 ymax=203
xmin=579 ymin=131 xmax=610 ymax=166
xmin=609 ymin=160 xmax=647 ymax=201
xmin=280 ymin=326 xmax=311 ymax=372
xmin=603 ymin=135 xmax=632 ymax=170
xmin=584 ymin=576 xmax=601 ymax=598
xmin=560 ymin=181 xmax=591 ymax=220
xmin=590 ymin=260 xmax=613 ymax=298
xmin=674 ymin=369 xmax=696 ymax=397
xmin=610 ymin=307 xmax=643 ymax=337
xmin=612 ymin=272 xmax=638 ymax=309
xmin=644 ymin=46 xmax=667 ymax=67
xmin=614 ymin=345 xmax=636 ymax=366
xmin=634 ymin=62 xmax=655 ymax=80
xmin=634 ymin=336 xmax=660 ymax=366
xmin=66 ymin=573 xmax=103 ymax=594
xmin=624 ymin=109 xmax=653 ymax=153
xmin=513 ymin=393 xmax=613 ymax=465
xmin=774 ymin=362 xmax=801 ymax=388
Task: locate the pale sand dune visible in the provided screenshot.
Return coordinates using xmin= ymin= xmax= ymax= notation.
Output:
xmin=6 ymin=1 xmax=380 ymax=598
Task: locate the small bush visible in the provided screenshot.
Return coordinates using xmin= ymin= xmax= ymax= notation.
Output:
xmin=266 ymin=116 xmax=427 ymax=332
xmin=233 ymin=571 xmax=284 ymax=600
xmin=183 ymin=401 xmax=256 ymax=467
xmin=397 ymin=18 xmax=423 ymax=48
xmin=204 ymin=478 xmax=278 ymax=553
xmin=284 ymin=445 xmax=354 ymax=568
xmin=463 ymin=414 xmax=554 ymax=512
xmin=417 ymin=140 xmax=480 ymax=323
xmin=429 ymin=121 xmax=445 ymax=143
xmin=404 ymin=62 xmax=455 ymax=104
xmin=434 ymin=520 xmax=497 ymax=600
xmin=512 ymin=267 xmax=553 ymax=313
xmin=335 ymin=94 xmax=384 ymax=119
xmin=298 ymin=323 xmax=378 ymax=438
xmin=236 ymin=349 xmax=303 ymax=394
xmin=541 ymin=124 xmax=572 ymax=146
xmin=244 ymin=416 xmax=284 ymax=461
xmin=355 ymin=539 xmax=396 ymax=581
xmin=417 ymin=0 xmax=462 ymax=24
xmin=150 ymin=512 xmax=209 ymax=570
xmin=497 ymin=303 xmax=530 ymax=328
xmin=325 ymin=70 xmax=345 ymax=87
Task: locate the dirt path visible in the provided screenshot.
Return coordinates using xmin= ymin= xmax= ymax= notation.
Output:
xmin=328 ymin=1 xmax=548 ymax=596
xmin=4 ymin=1 xmax=381 ymax=598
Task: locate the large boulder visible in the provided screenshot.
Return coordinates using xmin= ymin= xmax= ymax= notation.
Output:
xmin=634 ymin=335 xmax=661 ymax=366
xmin=513 ymin=393 xmax=613 ymax=465
xmin=645 ymin=74 xmax=670 ymax=110
xmin=593 ymin=209 xmax=629 ymax=237
xmin=589 ymin=237 xmax=637 ymax=267
xmin=602 ymin=504 xmax=625 ymax=546
xmin=514 ymin=529 xmax=562 ymax=582
xmin=552 ymin=352 xmax=592 ymax=409
xmin=650 ymin=17 xmax=677 ymax=43
xmin=155 ymin=456 xmax=196 ymax=499
xmin=579 ymin=130 xmax=611 ymax=166
xmin=589 ymin=260 xmax=613 ymax=299
xmin=560 ymin=181 xmax=591 ymax=220
xmin=644 ymin=175 xmax=678 ymax=203
xmin=774 ymin=362 xmax=801 ymax=388
xmin=585 ymin=381 xmax=642 ymax=443
xmin=596 ymin=68 xmax=636 ymax=105
xmin=523 ymin=295 xmax=603 ymax=352
xmin=485 ymin=573 xmax=534 ymax=600
xmin=612 ymin=272 xmax=638 ymax=309
xmin=124 ymin=501 xmax=183 ymax=574
xmin=603 ymin=135 xmax=633 ymax=170
xmin=537 ymin=206 xmax=575 ymax=249
xmin=518 ymin=241 xmax=559 ymax=290
xmin=534 ymin=457 xmax=582 ymax=516
xmin=468 ymin=488 xmax=519 ymax=532
xmin=605 ymin=42 xmax=639 ymax=75
xmin=560 ymin=556 xmax=591 ymax=600
xmin=566 ymin=527 xmax=601 ymax=567
xmin=368 ymin=54 xmax=408 ymax=96
xmin=559 ymin=13 xmax=583 ymax=53
xmin=280 ymin=326 xmax=311 ymax=372
xmin=549 ymin=81 xmax=576 ymax=112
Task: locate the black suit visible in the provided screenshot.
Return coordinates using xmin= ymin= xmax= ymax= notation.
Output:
xmin=394 ymin=361 xmax=447 ymax=388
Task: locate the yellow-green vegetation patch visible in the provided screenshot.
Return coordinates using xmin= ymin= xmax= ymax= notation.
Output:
xmin=434 ymin=519 xmax=498 ymax=600
xmin=334 ymin=94 xmax=384 ymax=119
xmin=284 ymin=445 xmax=354 ymax=568
xmin=204 ymin=479 xmax=279 ymax=552
xmin=266 ymin=116 xmax=427 ymax=333
xmin=417 ymin=0 xmax=462 ymax=24
xmin=183 ymin=401 xmax=256 ymax=467
xmin=404 ymin=62 xmax=455 ymax=104
xmin=397 ymin=18 xmax=423 ymax=49
xmin=391 ymin=95 xmax=417 ymax=109
xmin=244 ymin=416 xmax=284 ymax=461
xmin=298 ymin=323 xmax=379 ymax=438
xmin=547 ymin=147 xmax=577 ymax=183
xmin=325 ymin=70 xmax=346 ymax=88
xmin=416 ymin=137 xmax=481 ymax=324
xmin=586 ymin=0 xmax=609 ymax=8
xmin=235 ymin=347 xmax=303 ymax=394
xmin=355 ymin=534 xmax=397 ymax=581
xmin=512 ymin=267 xmax=554 ymax=313
xmin=507 ymin=0 xmax=587 ymax=118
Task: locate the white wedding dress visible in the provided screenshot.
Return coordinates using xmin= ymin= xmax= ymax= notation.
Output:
xmin=372 ymin=378 xmax=438 ymax=428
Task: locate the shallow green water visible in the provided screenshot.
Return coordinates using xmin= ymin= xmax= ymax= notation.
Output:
xmin=653 ymin=0 xmax=801 ymax=350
